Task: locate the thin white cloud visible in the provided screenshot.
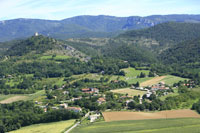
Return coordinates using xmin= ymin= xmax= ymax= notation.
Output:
xmin=0 ymin=0 xmax=199 ymax=20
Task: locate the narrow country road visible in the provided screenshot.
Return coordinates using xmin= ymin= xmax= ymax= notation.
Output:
xmin=65 ymin=112 xmax=90 ymax=133
xmin=64 ymin=122 xmax=80 ymax=133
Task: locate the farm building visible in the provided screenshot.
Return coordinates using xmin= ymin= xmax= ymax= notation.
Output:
xmin=82 ymin=88 xmax=99 ymax=94
xmin=97 ymin=97 xmax=106 ymax=104
xmin=89 ymin=114 xmax=101 ymax=122
xmin=59 ymin=103 xmax=68 ymax=109
xmin=67 ymin=107 xmax=82 ymax=112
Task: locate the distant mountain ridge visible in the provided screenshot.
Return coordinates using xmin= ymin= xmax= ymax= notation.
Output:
xmin=1 ymin=14 xmax=200 ymax=42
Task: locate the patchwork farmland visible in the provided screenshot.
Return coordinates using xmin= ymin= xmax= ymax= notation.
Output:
xmin=102 ymin=109 xmax=200 ymax=122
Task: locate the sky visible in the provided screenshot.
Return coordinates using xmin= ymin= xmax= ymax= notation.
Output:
xmin=0 ymin=0 xmax=200 ymax=20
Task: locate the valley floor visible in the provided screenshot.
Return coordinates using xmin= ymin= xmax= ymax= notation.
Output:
xmin=102 ymin=109 xmax=200 ymax=122
xmin=71 ymin=118 xmax=200 ymax=133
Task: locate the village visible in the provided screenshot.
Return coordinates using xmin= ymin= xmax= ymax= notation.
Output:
xmin=34 ymin=78 xmax=187 ymax=124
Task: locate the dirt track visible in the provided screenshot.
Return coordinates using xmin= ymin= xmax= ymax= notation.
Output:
xmin=140 ymin=76 xmax=166 ymax=87
xmin=103 ymin=109 xmax=200 ymax=122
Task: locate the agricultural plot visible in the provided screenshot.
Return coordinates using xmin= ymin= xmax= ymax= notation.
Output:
xmin=10 ymin=119 xmax=75 ymax=133
xmin=120 ymin=67 xmax=152 ymax=84
xmin=125 ymin=77 xmax=154 ymax=84
xmin=0 ymin=90 xmax=46 ymax=104
xmin=122 ymin=67 xmax=150 ymax=77
xmin=0 ymin=96 xmax=28 ymax=104
xmin=140 ymin=76 xmax=166 ymax=87
xmin=111 ymin=88 xmax=146 ymax=97
xmin=40 ymin=55 xmax=70 ymax=60
xmin=102 ymin=109 xmax=200 ymax=122
xmin=160 ymin=75 xmax=188 ymax=86
xmin=38 ymin=77 xmax=66 ymax=87
xmin=140 ymin=75 xmax=188 ymax=87
xmin=0 ymin=95 xmax=18 ymax=102
xmin=71 ymin=118 xmax=200 ymax=133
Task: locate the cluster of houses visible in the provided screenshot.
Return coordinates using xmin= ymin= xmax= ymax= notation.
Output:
xmin=36 ymin=87 xmax=107 ymax=113
xmin=37 ymin=103 xmax=82 ymax=113
xmin=131 ymin=82 xmax=170 ymax=98
xmin=81 ymin=88 xmax=99 ymax=94
xmin=182 ymin=80 xmax=195 ymax=88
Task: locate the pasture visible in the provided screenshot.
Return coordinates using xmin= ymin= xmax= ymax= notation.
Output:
xmin=160 ymin=75 xmax=188 ymax=85
xmin=71 ymin=118 xmax=200 ymax=133
xmin=0 ymin=96 xmax=28 ymax=104
xmin=122 ymin=67 xmax=150 ymax=77
xmin=0 ymin=90 xmax=46 ymax=104
xmin=111 ymin=88 xmax=146 ymax=97
xmin=40 ymin=55 xmax=70 ymax=60
xmin=102 ymin=109 xmax=200 ymax=122
xmin=10 ymin=119 xmax=75 ymax=133
xmin=140 ymin=75 xmax=188 ymax=87
xmin=140 ymin=76 xmax=166 ymax=87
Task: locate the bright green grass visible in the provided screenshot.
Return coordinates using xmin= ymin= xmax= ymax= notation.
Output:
xmin=10 ymin=119 xmax=75 ymax=133
xmin=161 ymin=75 xmax=188 ymax=86
xmin=126 ymin=77 xmax=154 ymax=84
xmin=122 ymin=67 xmax=150 ymax=78
xmin=71 ymin=118 xmax=200 ymax=133
xmin=111 ymin=88 xmax=146 ymax=97
xmin=40 ymin=55 xmax=70 ymax=60
xmin=38 ymin=77 xmax=65 ymax=87
xmin=26 ymin=90 xmax=46 ymax=101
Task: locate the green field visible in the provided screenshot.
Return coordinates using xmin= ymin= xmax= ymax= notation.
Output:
xmin=159 ymin=88 xmax=179 ymax=101
xmin=121 ymin=67 xmax=152 ymax=84
xmin=126 ymin=77 xmax=154 ymax=84
xmin=71 ymin=118 xmax=200 ymax=133
xmin=122 ymin=67 xmax=150 ymax=78
xmin=38 ymin=77 xmax=65 ymax=87
xmin=40 ymin=55 xmax=70 ymax=60
xmin=10 ymin=119 xmax=75 ymax=133
xmin=160 ymin=75 xmax=188 ymax=86
xmin=111 ymin=88 xmax=146 ymax=97
xmin=0 ymin=90 xmax=46 ymax=103
xmin=0 ymin=94 xmax=17 ymax=101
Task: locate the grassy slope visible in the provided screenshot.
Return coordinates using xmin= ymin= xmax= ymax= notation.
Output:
xmin=159 ymin=88 xmax=179 ymax=101
xmin=40 ymin=55 xmax=71 ymax=60
xmin=0 ymin=90 xmax=46 ymax=103
xmin=10 ymin=119 xmax=75 ymax=133
xmin=71 ymin=118 xmax=200 ymax=133
xmin=161 ymin=75 xmax=188 ymax=86
xmin=111 ymin=88 xmax=146 ymax=97
xmin=122 ymin=67 xmax=150 ymax=77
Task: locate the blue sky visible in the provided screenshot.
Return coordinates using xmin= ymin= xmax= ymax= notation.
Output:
xmin=0 ymin=0 xmax=200 ymax=20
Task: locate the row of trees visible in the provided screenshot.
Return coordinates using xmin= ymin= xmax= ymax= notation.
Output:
xmin=0 ymin=101 xmax=80 ymax=132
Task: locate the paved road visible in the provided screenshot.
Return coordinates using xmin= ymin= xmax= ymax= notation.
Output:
xmin=65 ymin=112 xmax=90 ymax=133
xmin=65 ymin=122 xmax=80 ymax=133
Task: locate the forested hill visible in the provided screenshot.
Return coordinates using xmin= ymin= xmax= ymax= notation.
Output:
xmin=160 ymin=38 xmax=200 ymax=65
xmin=4 ymin=35 xmax=84 ymax=58
xmin=1 ymin=14 xmax=200 ymax=42
xmin=66 ymin=38 xmax=157 ymax=63
xmin=119 ymin=22 xmax=200 ymax=51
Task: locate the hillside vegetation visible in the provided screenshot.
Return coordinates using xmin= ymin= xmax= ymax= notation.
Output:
xmin=120 ymin=22 xmax=200 ymax=52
